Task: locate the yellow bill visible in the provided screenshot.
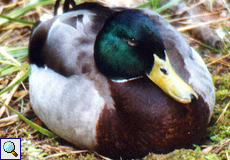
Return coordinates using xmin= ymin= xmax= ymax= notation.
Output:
xmin=147 ymin=53 xmax=198 ymax=104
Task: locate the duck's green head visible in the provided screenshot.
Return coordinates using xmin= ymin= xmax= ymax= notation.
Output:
xmin=94 ymin=10 xmax=198 ymax=104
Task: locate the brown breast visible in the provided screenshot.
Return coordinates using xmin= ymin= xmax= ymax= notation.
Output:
xmin=95 ymin=77 xmax=210 ymax=159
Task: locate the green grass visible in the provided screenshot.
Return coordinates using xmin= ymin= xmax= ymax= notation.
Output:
xmin=1 ymin=102 xmax=56 ymax=137
xmin=0 ymin=0 xmax=56 ymax=26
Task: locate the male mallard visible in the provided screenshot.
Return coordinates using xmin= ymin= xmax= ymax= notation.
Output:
xmin=29 ymin=0 xmax=215 ymax=159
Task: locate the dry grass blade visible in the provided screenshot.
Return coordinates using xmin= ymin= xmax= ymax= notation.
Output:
xmin=0 ymin=120 xmax=19 ymax=128
xmin=44 ymin=150 xmax=112 ymax=160
xmin=202 ymin=139 xmax=230 ymax=154
xmin=0 ymin=47 xmax=21 ymax=66
xmin=169 ymin=12 xmax=219 ymax=23
xmin=202 ymin=145 xmax=217 ymax=154
xmin=0 ymin=67 xmax=30 ymax=95
xmin=207 ymin=53 xmax=230 ymax=66
xmin=222 ymin=0 xmax=230 ymax=14
xmin=205 ymin=55 xmax=230 ymax=67
xmin=177 ymin=17 xmax=230 ymax=32
xmin=0 ymin=70 xmax=24 ymax=118
xmin=93 ymin=152 xmax=113 ymax=160
xmin=214 ymin=139 xmax=230 ymax=154
xmin=215 ymin=102 xmax=230 ymax=124
xmin=11 ymin=90 xmax=29 ymax=106
xmin=0 ymin=29 xmax=12 ymax=44
xmin=0 ymin=115 xmax=19 ymax=124
xmin=44 ymin=150 xmax=89 ymax=159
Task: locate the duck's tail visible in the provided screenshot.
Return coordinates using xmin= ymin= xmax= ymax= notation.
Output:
xmin=54 ymin=0 xmax=77 ymax=16
xmin=54 ymin=0 xmax=111 ymax=16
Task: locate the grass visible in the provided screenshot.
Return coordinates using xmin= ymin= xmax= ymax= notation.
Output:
xmin=0 ymin=0 xmax=229 ymax=159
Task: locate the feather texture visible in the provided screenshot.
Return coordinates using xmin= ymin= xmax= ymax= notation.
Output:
xmin=29 ymin=2 xmax=215 ymax=159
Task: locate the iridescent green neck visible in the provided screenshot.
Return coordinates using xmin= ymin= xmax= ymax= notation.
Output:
xmin=94 ymin=10 xmax=165 ymax=80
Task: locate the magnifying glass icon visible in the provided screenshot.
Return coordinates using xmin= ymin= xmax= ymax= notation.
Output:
xmin=3 ymin=141 xmax=18 ymax=157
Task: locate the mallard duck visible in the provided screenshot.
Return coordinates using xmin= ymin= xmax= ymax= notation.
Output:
xmin=28 ymin=0 xmax=215 ymax=159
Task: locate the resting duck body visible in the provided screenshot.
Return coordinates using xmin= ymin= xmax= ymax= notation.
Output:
xmin=29 ymin=1 xmax=215 ymax=159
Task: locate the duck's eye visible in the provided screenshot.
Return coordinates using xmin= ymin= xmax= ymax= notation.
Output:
xmin=127 ymin=38 xmax=138 ymax=47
